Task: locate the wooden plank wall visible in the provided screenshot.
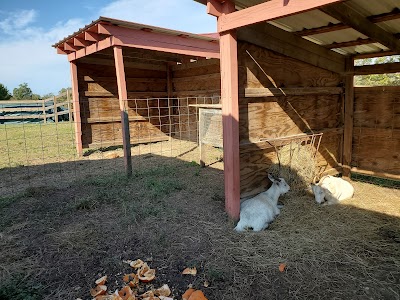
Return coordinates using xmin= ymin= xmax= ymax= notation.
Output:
xmin=238 ymin=41 xmax=344 ymax=197
xmin=352 ymin=86 xmax=400 ymax=177
xmin=77 ymin=59 xmax=169 ymax=148
xmin=172 ymin=59 xmax=221 ymax=141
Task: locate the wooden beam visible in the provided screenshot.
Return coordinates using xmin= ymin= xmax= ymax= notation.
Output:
xmin=57 ymin=47 xmax=69 ymax=55
xmin=74 ymin=37 xmax=91 ymax=47
xmin=103 ymin=24 xmax=220 ymax=59
xmin=321 ymin=3 xmax=400 ymax=54
xmin=64 ymin=42 xmax=78 ymax=52
xmin=237 ymin=22 xmax=345 ymax=73
xmin=85 ymin=31 xmax=102 ymax=42
xmin=297 ymin=8 xmax=400 ymax=36
xmin=342 ymin=57 xmax=354 ymax=177
xmin=219 ymin=0 xmax=240 ymax=220
xmin=244 ymin=87 xmax=343 ymax=97
xmin=218 ymin=0 xmax=344 ymax=32
xmin=325 ymin=38 xmax=375 ymax=49
xmin=70 ymin=61 xmax=83 ymax=157
xmin=207 ymin=0 xmax=223 ymax=17
xmin=113 ymin=46 xmax=132 ymax=177
xmin=354 ymin=62 xmax=400 ymax=75
xmin=351 ymin=167 xmax=400 ymax=181
xmin=353 ymin=51 xmax=397 ymax=60
xmin=77 ymin=56 xmax=167 ymax=71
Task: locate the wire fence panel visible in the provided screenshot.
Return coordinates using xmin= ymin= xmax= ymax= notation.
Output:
xmin=0 ymin=96 xmax=223 ymax=197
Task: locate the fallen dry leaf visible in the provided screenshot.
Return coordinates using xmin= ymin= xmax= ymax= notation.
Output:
xmin=182 ymin=267 xmax=197 ymax=276
xmin=279 ymin=263 xmax=287 ymax=272
xmin=118 ymin=286 xmax=135 ymax=300
xmin=182 ymin=288 xmax=195 ymax=300
xmin=187 ymin=290 xmax=207 ymax=300
xmin=123 ymin=273 xmax=139 ymax=288
xmin=159 ymin=297 xmax=174 ymax=300
xmin=138 ymin=266 xmax=156 ymax=283
xmin=130 ymin=259 xmax=145 ymax=269
xmin=95 ymin=275 xmax=108 ymax=285
xmin=90 ymin=285 xmax=107 ymax=297
xmin=154 ymin=284 xmax=171 ymax=297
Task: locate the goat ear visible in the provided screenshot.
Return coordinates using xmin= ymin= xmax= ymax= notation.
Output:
xmin=267 ymin=173 xmax=275 ymax=182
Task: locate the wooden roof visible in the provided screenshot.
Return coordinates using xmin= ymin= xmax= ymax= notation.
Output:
xmin=195 ymin=0 xmax=400 ymax=59
xmin=53 ymin=16 xmax=220 ymax=62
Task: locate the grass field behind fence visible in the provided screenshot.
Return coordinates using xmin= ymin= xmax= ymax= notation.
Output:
xmin=0 ymin=123 xmax=76 ymax=169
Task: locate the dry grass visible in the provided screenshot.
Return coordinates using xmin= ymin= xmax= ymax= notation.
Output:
xmin=268 ymin=142 xmax=316 ymax=190
xmin=0 ymin=155 xmax=399 ymax=300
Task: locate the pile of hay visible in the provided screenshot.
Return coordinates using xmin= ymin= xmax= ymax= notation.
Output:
xmin=268 ymin=142 xmax=316 ymax=191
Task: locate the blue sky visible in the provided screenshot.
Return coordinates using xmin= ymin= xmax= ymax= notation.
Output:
xmin=0 ymin=0 xmax=216 ymax=96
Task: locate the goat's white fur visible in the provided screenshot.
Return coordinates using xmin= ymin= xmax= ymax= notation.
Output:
xmin=311 ymin=175 xmax=354 ymax=205
xmin=235 ymin=174 xmax=290 ymax=232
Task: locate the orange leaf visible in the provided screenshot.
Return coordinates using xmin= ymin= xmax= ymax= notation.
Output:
xmin=182 ymin=288 xmax=196 ymax=300
xmin=182 ymin=267 xmax=197 ymax=276
xmin=279 ymin=263 xmax=287 ymax=272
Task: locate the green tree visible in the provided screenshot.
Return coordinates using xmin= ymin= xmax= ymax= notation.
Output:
xmin=0 ymin=83 xmax=11 ymax=100
xmin=13 ymin=83 xmax=33 ymax=100
xmin=41 ymin=93 xmax=54 ymax=100
xmin=57 ymin=87 xmax=72 ymax=102
xmin=354 ymin=55 xmax=400 ymax=86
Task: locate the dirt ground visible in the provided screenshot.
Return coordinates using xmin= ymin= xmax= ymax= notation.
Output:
xmin=0 ymin=147 xmax=399 ymax=299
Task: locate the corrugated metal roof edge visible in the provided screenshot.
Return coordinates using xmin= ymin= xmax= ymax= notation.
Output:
xmin=52 ymin=16 xmax=219 ymax=48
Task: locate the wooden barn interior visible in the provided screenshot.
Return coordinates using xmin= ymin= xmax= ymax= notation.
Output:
xmin=54 ymin=0 xmax=400 ymax=219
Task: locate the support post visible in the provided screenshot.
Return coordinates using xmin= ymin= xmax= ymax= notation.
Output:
xmin=66 ymin=88 xmax=72 ymax=122
xmin=70 ymin=61 xmax=83 ymax=156
xmin=53 ymin=95 xmax=58 ymax=123
xmin=218 ymin=0 xmax=240 ymax=220
xmin=42 ymin=100 xmax=47 ymax=124
xmin=343 ymin=57 xmax=354 ymax=178
xmin=114 ymin=46 xmax=132 ymax=176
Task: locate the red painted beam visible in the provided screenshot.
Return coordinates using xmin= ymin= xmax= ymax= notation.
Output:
xmin=113 ymin=46 xmax=132 ymax=176
xmin=218 ymin=0 xmax=345 ymax=32
xmin=57 ymin=47 xmax=69 ymax=55
xmin=64 ymin=42 xmax=79 ymax=51
xmin=74 ymin=37 xmax=92 ymax=47
xmin=207 ymin=0 xmax=223 ymax=17
xmin=85 ymin=31 xmax=101 ymax=42
xmin=219 ymin=0 xmax=240 ymax=220
xmin=102 ymin=24 xmax=220 ymax=58
xmin=70 ymin=61 xmax=83 ymax=157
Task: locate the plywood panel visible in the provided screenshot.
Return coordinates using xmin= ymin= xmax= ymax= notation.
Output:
xmin=352 ymin=86 xmax=400 ymax=177
xmin=237 ymin=41 xmax=343 ymax=197
xmin=238 ymin=42 xmax=342 ymax=89
xmin=239 ymin=95 xmax=341 ymax=142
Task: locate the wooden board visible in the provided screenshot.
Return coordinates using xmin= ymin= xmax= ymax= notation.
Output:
xmin=351 ymin=86 xmax=400 ymax=177
xmin=237 ymin=41 xmax=344 ymax=197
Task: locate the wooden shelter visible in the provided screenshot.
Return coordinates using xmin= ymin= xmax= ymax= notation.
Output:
xmin=195 ymin=0 xmax=400 ymax=218
xmin=53 ymin=17 xmax=221 ymax=173
xmin=55 ymin=0 xmax=400 ymax=219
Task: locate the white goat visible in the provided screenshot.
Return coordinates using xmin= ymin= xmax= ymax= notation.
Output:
xmin=235 ymin=174 xmax=290 ymax=232
xmin=311 ymin=175 xmax=354 ymax=205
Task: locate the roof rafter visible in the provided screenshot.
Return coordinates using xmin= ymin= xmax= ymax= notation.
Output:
xmin=297 ymin=8 xmax=400 ymax=36
xmin=321 ymin=3 xmax=400 ymax=54
xmin=217 ymin=0 xmax=345 ymax=32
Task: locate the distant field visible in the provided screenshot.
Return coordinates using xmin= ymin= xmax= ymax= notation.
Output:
xmin=0 ymin=123 xmax=76 ymax=169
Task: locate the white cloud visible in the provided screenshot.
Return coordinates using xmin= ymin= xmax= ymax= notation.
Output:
xmin=0 ymin=9 xmax=37 ymax=34
xmin=0 ymin=17 xmax=86 ymax=95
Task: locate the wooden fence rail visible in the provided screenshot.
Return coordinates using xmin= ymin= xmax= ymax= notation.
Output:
xmin=0 ymin=91 xmax=73 ymax=123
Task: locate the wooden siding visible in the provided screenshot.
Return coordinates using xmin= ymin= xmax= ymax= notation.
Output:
xmin=352 ymin=86 xmax=400 ymax=177
xmin=77 ymin=58 xmax=169 ymax=149
xmin=172 ymin=59 xmax=221 ymax=141
xmin=238 ymin=41 xmax=344 ymax=197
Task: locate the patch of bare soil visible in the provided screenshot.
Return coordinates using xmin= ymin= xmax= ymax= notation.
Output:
xmin=0 ymin=157 xmax=399 ymax=299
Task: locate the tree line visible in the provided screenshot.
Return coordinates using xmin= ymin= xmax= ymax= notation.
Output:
xmin=0 ymin=82 xmax=71 ymax=101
